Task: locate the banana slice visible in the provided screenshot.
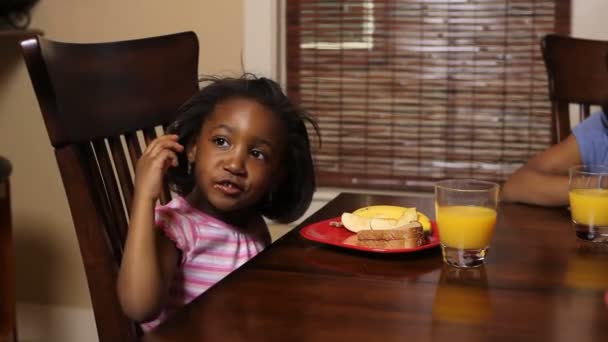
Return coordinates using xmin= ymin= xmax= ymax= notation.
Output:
xmin=340 ymin=212 xmax=370 ymax=233
xmin=353 ymin=205 xmax=431 ymax=232
xmin=353 ymin=205 xmax=404 ymax=219
xmin=395 ymin=207 xmax=417 ymax=227
xmin=369 ymin=217 xmax=398 ymax=230
xmin=340 ymin=212 xmax=398 ymax=232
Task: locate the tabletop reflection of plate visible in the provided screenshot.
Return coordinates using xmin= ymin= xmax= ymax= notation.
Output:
xmin=299 ymin=217 xmax=440 ymax=253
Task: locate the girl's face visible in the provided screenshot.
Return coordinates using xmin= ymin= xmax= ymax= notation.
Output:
xmin=187 ymin=97 xmax=286 ymax=217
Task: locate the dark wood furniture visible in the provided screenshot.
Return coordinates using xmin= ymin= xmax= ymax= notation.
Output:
xmin=0 ymin=29 xmax=41 ymax=39
xmin=0 ymin=157 xmax=15 ymax=342
xmin=541 ymin=34 xmax=608 ymax=144
xmin=144 ymin=192 xmax=608 ymax=342
xmin=19 ymin=32 xmax=199 ymax=342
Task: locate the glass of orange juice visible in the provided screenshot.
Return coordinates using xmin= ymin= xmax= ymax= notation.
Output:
xmin=435 ymin=179 xmax=499 ymax=268
xmin=569 ymin=165 xmax=608 ymax=242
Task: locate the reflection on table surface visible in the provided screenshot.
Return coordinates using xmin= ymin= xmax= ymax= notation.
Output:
xmin=565 ymin=242 xmax=608 ymax=290
xmin=433 ymin=265 xmax=491 ymax=325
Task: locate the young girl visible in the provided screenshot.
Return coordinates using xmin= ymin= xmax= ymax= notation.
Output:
xmin=117 ymin=74 xmax=319 ymax=330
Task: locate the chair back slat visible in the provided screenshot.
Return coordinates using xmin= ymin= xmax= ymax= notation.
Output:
xmin=579 ymin=104 xmax=591 ymax=124
xmin=124 ymin=132 xmax=143 ymax=171
xmin=81 ymin=143 xmax=121 ymax=260
xmin=108 ymin=136 xmax=134 ymax=215
xmin=92 ymin=139 xmax=129 ymax=249
xmin=142 ymin=127 xmax=157 ymax=145
xmin=55 ymin=145 xmax=139 ymax=341
xmin=20 ymin=32 xmax=199 ymax=341
xmin=542 ymin=34 xmax=608 ymax=143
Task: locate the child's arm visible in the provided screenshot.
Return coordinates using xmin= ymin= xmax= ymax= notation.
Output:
xmin=501 ymin=135 xmax=582 ymax=206
xmin=117 ymin=135 xmax=184 ymax=322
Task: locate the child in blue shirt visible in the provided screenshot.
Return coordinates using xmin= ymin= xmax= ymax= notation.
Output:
xmin=502 ymin=107 xmax=608 ymax=206
xmin=574 ymin=111 xmax=608 ymax=166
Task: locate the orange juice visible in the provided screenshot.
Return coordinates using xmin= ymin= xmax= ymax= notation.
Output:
xmin=436 ymin=205 xmax=497 ymax=249
xmin=569 ymin=188 xmax=608 ymax=226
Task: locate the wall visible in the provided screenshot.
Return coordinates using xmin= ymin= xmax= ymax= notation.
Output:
xmin=0 ymin=1 xmax=243 ymax=341
xmin=572 ymin=0 xmax=608 ymax=40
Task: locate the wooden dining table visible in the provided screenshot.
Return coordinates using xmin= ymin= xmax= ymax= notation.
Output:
xmin=142 ymin=192 xmax=608 ymax=342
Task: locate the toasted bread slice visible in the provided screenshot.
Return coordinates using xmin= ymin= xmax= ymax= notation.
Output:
xmin=356 ymin=222 xmax=425 ymax=249
xmin=357 ymin=222 xmax=423 ymax=240
xmin=358 ymin=238 xmax=425 ymax=249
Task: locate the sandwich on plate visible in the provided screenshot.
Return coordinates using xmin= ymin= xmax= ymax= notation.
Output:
xmin=341 ymin=206 xmax=427 ymax=249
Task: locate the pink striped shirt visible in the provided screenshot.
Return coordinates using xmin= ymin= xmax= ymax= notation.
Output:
xmin=142 ymin=196 xmax=271 ymax=331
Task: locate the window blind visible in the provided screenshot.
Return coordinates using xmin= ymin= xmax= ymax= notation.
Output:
xmin=287 ymin=0 xmax=571 ymax=191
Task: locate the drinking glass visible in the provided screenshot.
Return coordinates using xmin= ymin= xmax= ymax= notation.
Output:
xmin=568 ymin=165 xmax=608 ymax=242
xmin=435 ymin=179 xmax=499 ymax=268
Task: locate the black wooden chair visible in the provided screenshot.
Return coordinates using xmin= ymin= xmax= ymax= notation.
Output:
xmin=541 ymin=34 xmax=608 ymax=143
xmin=20 ymin=32 xmax=199 ymax=342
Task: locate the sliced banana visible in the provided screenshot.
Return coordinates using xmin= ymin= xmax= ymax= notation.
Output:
xmin=395 ymin=207 xmax=417 ymax=227
xmin=369 ymin=217 xmax=398 ymax=230
xmin=352 ymin=205 xmax=431 ymax=232
xmin=341 ymin=213 xmax=399 ymax=232
xmin=340 ymin=212 xmax=370 ymax=233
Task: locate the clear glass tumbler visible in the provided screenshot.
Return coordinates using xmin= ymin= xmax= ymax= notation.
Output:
xmin=569 ymin=165 xmax=608 ymax=242
xmin=435 ymin=179 xmax=499 ymax=268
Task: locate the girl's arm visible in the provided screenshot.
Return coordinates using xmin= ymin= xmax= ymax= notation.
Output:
xmin=501 ymin=135 xmax=582 ymax=207
xmin=117 ymin=135 xmax=183 ymax=322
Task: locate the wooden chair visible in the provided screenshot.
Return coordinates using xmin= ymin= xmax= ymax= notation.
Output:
xmin=20 ymin=32 xmax=199 ymax=342
xmin=0 ymin=157 xmax=15 ymax=342
xmin=541 ymin=34 xmax=608 ymax=144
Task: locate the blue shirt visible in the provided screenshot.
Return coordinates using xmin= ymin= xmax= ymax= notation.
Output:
xmin=572 ymin=111 xmax=608 ymax=165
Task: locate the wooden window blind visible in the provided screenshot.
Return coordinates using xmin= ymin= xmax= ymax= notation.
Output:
xmin=287 ymin=0 xmax=571 ymax=191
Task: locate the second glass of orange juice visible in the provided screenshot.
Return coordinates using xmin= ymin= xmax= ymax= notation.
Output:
xmin=435 ymin=179 xmax=499 ymax=268
xmin=569 ymin=165 xmax=608 ymax=242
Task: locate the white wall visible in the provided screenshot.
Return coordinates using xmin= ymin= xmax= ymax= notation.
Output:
xmin=243 ymin=0 xmax=279 ymax=79
xmin=572 ymin=0 xmax=608 ymax=40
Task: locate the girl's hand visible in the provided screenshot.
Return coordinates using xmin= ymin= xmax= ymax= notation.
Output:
xmin=134 ymin=134 xmax=184 ymax=201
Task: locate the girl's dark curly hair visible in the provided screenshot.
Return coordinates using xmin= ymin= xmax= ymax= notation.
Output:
xmin=166 ymin=74 xmax=319 ymax=223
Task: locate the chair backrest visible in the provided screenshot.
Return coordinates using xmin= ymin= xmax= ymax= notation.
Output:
xmin=541 ymin=34 xmax=608 ymax=144
xmin=20 ymin=32 xmax=199 ymax=342
xmin=0 ymin=157 xmax=15 ymax=342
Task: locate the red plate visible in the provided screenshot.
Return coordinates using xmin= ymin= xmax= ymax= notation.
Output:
xmin=299 ymin=217 xmax=440 ymax=253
